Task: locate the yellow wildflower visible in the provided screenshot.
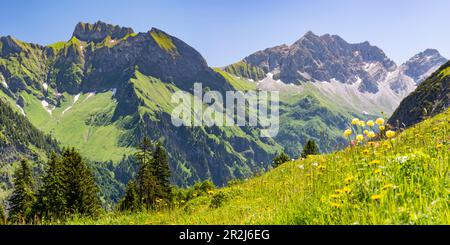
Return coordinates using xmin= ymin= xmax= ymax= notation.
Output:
xmin=379 ymin=125 xmax=386 ymax=131
xmin=371 ymin=194 xmax=383 ymax=201
xmin=386 ymin=130 xmax=396 ymax=138
xmin=367 ymin=131 xmax=376 ymax=138
xmin=352 ymin=118 xmax=360 ymax=125
xmin=207 ymin=190 xmax=215 ymax=195
xmin=362 ymin=149 xmax=370 ymax=155
xmin=359 ymin=121 xmax=366 ymax=127
xmin=376 ymin=118 xmax=385 ymax=125
xmin=367 ymin=120 xmax=375 ymax=127
xmin=335 ymin=189 xmax=343 ymax=194
xmin=344 ymin=176 xmax=354 ymax=184
xmin=363 ymin=130 xmax=369 ymax=135
xmin=436 ymin=143 xmax=443 ymax=150
xmin=330 ymin=202 xmax=342 ymax=208
xmin=374 ymin=168 xmax=382 ymax=174
xmin=369 ymin=160 xmax=381 ymax=166
xmin=343 ymin=129 xmax=352 ymax=137
xmin=330 ymin=194 xmax=340 ymax=199
xmin=356 ymin=134 xmax=364 ymax=142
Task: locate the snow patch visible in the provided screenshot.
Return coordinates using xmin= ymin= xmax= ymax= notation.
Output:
xmin=16 ymin=104 xmax=26 ymax=116
xmin=74 ymin=93 xmax=81 ymax=103
xmin=111 ymin=88 xmax=117 ymax=96
xmin=62 ymin=93 xmax=81 ymax=115
xmin=41 ymin=100 xmax=54 ymax=115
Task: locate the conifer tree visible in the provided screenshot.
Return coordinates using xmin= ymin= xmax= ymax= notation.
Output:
xmin=8 ymin=159 xmax=36 ymax=224
xmin=153 ymin=141 xmax=171 ymax=199
xmin=301 ymin=139 xmax=320 ymax=158
xmin=135 ymin=137 xmax=157 ymax=209
xmin=272 ymin=152 xmax=290 ymax=167
xmin=61 ymin=148 xmax=100 ymax=216
xmin=118 ymin=181 xmax=140 ymax=212
xmin=37 ymin=152 xmax=66 ymax=220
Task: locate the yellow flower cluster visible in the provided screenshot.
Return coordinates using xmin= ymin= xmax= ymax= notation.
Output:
xmin=344 ymin=117 xmax=392 ymax=143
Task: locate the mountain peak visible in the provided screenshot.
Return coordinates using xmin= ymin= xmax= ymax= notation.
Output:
xmin=402 ymin=48 xmax=447 ymax=84
xmin=72 ymin=21 xmax=135 ymax=43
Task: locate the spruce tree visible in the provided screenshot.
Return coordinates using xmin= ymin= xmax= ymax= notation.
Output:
xmin=61 ymin=148 xmax=100 ymax=216
xmin=135 ymin=137 xmax=157 ymax=209
xmin=301 ymin=139 xmax=320 ymax=158
xmin=272 ymin=152 xmax=290 ymax=167
xmin=37 ymin=152 xmax=67 ymax=220
xmin=118 ymin=181 xmax=140 ymax=212
xmin=8 ymin=159 xmax=36 ymax=224
xmin=153 ymin=141 xmax=171 ymax=199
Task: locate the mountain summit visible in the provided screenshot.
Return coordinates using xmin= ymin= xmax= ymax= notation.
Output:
xmin=224 ymin=31 xmax=447 ymax=114
xmin=72 ymin=21 xmax=135 ymax=43
xmin=0 ymin=21 xmax=278 ymax=186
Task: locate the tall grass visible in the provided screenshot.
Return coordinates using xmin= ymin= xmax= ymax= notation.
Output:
xmin=67 ymin=109 xmax=449 ymax=225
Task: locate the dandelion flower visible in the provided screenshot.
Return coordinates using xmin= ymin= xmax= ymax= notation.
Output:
xmin=367 ymin=131 xmax=376 ymax=138
xmin=352 ymin=118 xmax=360 ymax=125
xmin=369 ymin=160 xmax=381 ymax=166
xmin=371 ymin=194 xmax=383 ymax=201
xmin=376 ymin=118 xmax=385 ymax=125
xmin=343 ymin=129 xmax=352 ymax=137
xmin=367 ymin=120 xmax=375 ymax=127
xmin=356 ymin=134 xmax=364 ymax=142
xmin=374 ymin=168 xmax=382 ymax=174
xmin=359 ymin=121 xmax=366 ymax=127
xmin=386 ymin=130 xmax=396 ymax=138
xmin=344 ymin=176 xmax=354 ymax=184
xmin=436 ymin=143 xmax=443 ymax=150
xmin=362 ymin=149 xmax=370 ymax=155
xmin=379 ymin=125 xmax=385 ymax=131
xmin=363 ymin=130 xmax=369 ymax=135
xmin=330 ymin=202 xmax=342 ymax=208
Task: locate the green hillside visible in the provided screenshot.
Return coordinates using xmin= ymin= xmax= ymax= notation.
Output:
xmin=68 ymin=108 xmax=449 ymax=224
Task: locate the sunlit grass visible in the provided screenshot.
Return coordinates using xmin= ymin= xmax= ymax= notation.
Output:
xmin=67 ymin=109 xmax=449 ymax=225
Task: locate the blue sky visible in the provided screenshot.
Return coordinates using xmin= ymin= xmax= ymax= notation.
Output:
xmin=1 ymin=0 xmax=449 ymax=67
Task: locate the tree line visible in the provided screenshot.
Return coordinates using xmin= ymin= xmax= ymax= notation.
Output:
xmin=0 ymin=137 xmax=171 ymax=224
xmin=272 ymin=139 xmax=319 ymax=167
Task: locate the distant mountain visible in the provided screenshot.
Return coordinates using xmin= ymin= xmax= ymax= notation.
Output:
xmin=224 ymin=31 xmax=447 ymax=114
xmin=0 ymin=21 xmax=280 ymax=187
xmin=388 ymin=61 xmax=450 ymax=128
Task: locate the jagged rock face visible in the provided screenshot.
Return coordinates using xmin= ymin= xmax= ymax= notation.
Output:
xmin=237 ymin=31 xmax=398 ymax=93
xmin=243 ymin=44 xmax=290 ymax=73
xmin=282 ymin=33 xmax=397 ymax=93
xmin=227 ymin=31 xmax=447 ymax=96
xmin=389 ymin=61 xmax=450 ymax=128
xmin=402 ymin=49 xmax=447 ymax=84
xmin=83 ymin=28 xmax=231 ymax=93
xmin=73 ymin=21 xmax=135 ymax=43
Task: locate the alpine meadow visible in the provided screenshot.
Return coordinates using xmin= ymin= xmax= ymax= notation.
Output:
xmin=0 ymin=1 xmax=449 ymax=229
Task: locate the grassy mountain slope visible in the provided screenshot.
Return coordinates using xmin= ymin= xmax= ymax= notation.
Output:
xmin=0 ymin=97 xmax=60 ymax=202
xmin=389 ymin=61 xmax=450 ymax=128
xmin=69 ymin=108 xmax=449 ymax=224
